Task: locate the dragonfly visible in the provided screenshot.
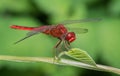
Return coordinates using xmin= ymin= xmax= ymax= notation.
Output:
xmin=10 ymin=18 xmax=100 ymax=58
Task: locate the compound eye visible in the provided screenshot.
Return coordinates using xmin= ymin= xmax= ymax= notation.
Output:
xmin=65 ymin=32 xmax=76 ymax=42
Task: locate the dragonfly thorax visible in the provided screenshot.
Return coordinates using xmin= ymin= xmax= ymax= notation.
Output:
xmin=65 ymin=32 xmax=76 ymax=43
xmin=49 ymin=24 xmax=68 ymax=38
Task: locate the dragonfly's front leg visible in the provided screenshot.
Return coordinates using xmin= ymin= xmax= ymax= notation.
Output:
xmin=63 ymin=40 xmax=71 ymax=50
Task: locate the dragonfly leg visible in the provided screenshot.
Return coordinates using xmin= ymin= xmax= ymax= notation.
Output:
xmin=53 ymin=39 xmax=71 ymax=62
xmin=65 ymin=41 xmax=71 ymax=50
xmin=53 ymin=40 xmax=63 ymax=61
xmin=54 ymin=39 xmax=62 ymax=48
xmin=63 ymin=40 xmax=71 ymax=50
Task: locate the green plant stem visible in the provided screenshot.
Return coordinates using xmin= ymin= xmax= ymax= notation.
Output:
xmin=0 ymin=55 xmax=120 ymax=75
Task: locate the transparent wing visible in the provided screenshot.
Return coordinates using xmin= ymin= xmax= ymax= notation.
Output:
xmin=14 ymin=26 xmax=50 ymax=44
xmin=14 ymin=31 xmax=38 ymax=44
xmin=60 ymin=18 xmax=101 ymax=25
xmin=59 ymin=18 xmax=101 ymax=34
xmin=67 ymin=27 xmax=88 ymax=34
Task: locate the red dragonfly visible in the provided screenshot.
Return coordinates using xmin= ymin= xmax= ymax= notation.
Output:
xmin=10 ymin=18 xmax=100 ymax=49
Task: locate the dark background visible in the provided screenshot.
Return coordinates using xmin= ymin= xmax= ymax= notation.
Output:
xmin=0 ymin=0 xmax=120 ymax=76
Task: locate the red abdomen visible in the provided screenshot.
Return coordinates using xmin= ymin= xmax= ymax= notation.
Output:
xmin=10 ymin=25 xmax=36 ymax=31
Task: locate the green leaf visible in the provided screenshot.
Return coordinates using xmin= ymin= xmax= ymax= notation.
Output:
xmin=65 ymin=48 xmax=96 ymax=66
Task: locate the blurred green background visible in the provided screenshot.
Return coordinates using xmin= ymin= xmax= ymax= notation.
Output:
xmin=0 ymin=0 xmax=120 ymax=76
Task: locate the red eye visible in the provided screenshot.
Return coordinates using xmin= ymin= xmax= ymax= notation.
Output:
xmin=65 ymin=32 xmax=76 ymax=42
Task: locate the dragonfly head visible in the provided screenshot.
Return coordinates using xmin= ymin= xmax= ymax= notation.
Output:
xmin=65 ymin=32 xmax=76 ymax=43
